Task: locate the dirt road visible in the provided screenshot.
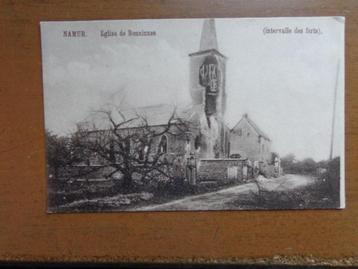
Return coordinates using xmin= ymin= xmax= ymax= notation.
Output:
xmin=136 ymin=174 xmax=314 ymax=211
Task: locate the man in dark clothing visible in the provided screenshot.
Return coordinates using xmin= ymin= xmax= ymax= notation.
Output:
xmin=173 ymin=156 xmax=185 ymax=188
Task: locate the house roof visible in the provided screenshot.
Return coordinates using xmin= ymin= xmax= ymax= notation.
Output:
xmin=231 ymin=114 xmax=271 ymax=141
xmin=124 ymin=104 xmax=180 ymax=127
xmin=80 ymin=102 xmax=231 ymax=133
xmin=80 ymin=104 xmax=191 ymax=131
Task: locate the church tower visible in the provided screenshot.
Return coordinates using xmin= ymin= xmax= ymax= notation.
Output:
xmin=189 ymin=19 xmax=228 ymax=158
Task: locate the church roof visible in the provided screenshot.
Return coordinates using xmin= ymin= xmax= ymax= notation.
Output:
xmin=200 ymin=19 xmax=219 ymax=51
xmin=80 ymin=104 xmax=191 ymax=131
xmin=188 ymin=49 xmax=226 ymax=59
xmin=231 ymin=114 xmax=271 ymax=141
xmin=188 ymin=19 xmax=226 ymax=58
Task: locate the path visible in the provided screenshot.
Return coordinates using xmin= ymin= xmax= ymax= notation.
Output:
xmin=136 ymin=174 xmax=314 ymax=211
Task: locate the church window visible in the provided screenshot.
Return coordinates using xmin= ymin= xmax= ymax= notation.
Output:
xmin=138 ymin=148 xmax=144 ymax=161
xmin=247 ymin=132 xmax=250 ymax=137
xmin=139 ymin=143 xmax=148 ymax=161
xmin=238 ymin=129 xmax=242 ymax=136
xmin=158 ymin=135 xmax=168 ymax=153
xmin=194 ymin=135 xmax=201 ymax=150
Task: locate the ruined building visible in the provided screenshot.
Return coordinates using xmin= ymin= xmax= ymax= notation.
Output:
xmin=83 ymin=18 xmax=272 ymax=165
xmin=185 ymin=18 xmax=271 ymax=162
xmin=186 ymin=18 xmax=230 ymax=158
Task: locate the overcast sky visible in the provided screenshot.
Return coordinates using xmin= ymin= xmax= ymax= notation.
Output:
xmin=41 ymin=17 xmax=344 ymax=161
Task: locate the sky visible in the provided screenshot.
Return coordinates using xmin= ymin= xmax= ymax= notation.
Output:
xmin=41 ymin=17 xmax=345 ymax=161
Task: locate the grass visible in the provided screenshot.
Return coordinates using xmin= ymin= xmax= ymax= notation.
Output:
xmin=48 ymin=176 xmax=234 ymax=212
xmin=227 ymin=176 xmax=340 ymax=210
xmin=48 ymin=170 xmax=340 ymax=212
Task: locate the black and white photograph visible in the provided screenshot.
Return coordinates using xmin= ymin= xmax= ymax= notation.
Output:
xmin=40 ymin=17 xmax=345 ymax=213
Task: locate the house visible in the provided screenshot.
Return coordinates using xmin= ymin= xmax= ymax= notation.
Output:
xmin=230 ymin=113 xmax=272 ymax=163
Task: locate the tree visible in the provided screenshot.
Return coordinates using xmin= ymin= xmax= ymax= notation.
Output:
xmin=281 ymin=154 xmax=319 ymax=175
xmin=45 ymin=130 xmax=83 ymax=178
xmin=300 ymin=158 xmax=317 ymax=174
xmin=280 ymin=154 xmax=296 ymax=174
xmin=76 ymin=106 xmax=190 ymax=190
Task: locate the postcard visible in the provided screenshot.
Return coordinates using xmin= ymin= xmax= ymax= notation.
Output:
xmin=40 ymin=17 xmax=345 ymax=212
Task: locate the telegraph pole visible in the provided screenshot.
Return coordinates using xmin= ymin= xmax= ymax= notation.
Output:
xmin=329 ymin=61 xmax=340 ymax=160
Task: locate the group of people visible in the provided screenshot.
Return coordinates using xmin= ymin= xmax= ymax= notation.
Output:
xmin=242 ymin=159 xmax=261 ymax=181
xmin=172 ymin=153 xmax=197 ymax=186
xmin=171 ymin=153 xmax=282 ymax=186
xmin=242 ymin=156 xmax=282 ymax=180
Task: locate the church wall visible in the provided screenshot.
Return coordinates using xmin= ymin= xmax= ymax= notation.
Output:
xmin=216 ymin=56 xmax=227 ymax=117
xmin=83 ymin=124 xmax=198 ymax=165
xmin=189 ymin=52 xmax=227 ymax=158
xmin=189 ymin=52 xmax=226 ymax=116
xmin=189 ymin=54 xmax=205 ymax=106
xmin=142 ymin=125 xmax=193 ymax=158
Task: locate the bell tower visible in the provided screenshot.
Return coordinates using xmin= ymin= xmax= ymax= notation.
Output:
xmin=189 ymin=19 xmax=227 ymax=158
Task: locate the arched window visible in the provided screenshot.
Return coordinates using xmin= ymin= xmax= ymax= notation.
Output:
xmin=238 ymin=129 xmax=242 ymax=136
xmin=158 ymin=135 xmax=168 ymax=153
xmin=138 ymin=142 xmax=147 ymax=161
xmin=194 ymin=135 xmax=201 ymax=150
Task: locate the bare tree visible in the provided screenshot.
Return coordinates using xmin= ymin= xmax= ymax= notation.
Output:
xmin=46 ymin=129 xmax=105 ymax=183
xmin=46 ymin=130 xmax=84 ymax=179
xmin=75 ymin=106 xmax=191 ymax=190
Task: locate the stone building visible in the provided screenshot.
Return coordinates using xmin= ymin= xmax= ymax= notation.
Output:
xmin=82 ymin=19 xmax=272 ymax=168
xmin=79 ymin=103 xmax=200 ymax=164
xmin=230 ymin=113 xmax=272 ymax=163
xmin=187 ymin=18 xmax=229 ymax=158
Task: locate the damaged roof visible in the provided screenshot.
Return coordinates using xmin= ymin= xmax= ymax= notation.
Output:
xmin=80 ymin=104 xmax=191 ymax=131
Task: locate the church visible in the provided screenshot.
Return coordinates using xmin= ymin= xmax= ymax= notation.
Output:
xmin=186 ymin=19 xmax=272 ymax=163
xmin=84 ymin=19 xmax=272 ymax=166
xmin=154 ymin=18 xmax=272 ymax=163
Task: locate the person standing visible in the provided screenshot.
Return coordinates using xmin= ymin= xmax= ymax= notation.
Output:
xmin=242 ymin=161 xmax=248 ymax=182
xmin=254 ymin=160 xmax=259 ymax=177
xmin=247 ymin=159 xmax=253 ymax=179
xmin=186 ymin=153 xmax=197 ymax=185
xmin=173 ymin=156 xmax=185 ymax=188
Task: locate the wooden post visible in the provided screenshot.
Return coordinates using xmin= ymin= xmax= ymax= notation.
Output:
xmin=330 ymin=61 xmax=340 ymax=160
